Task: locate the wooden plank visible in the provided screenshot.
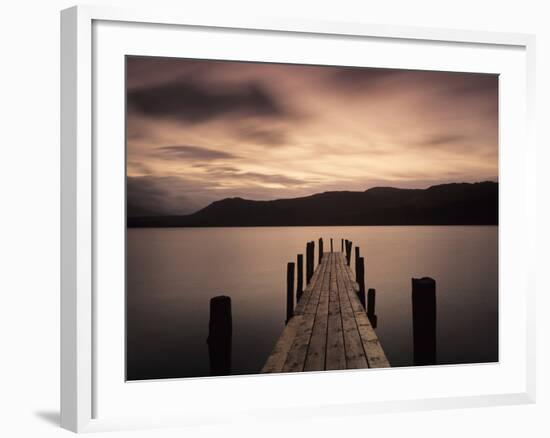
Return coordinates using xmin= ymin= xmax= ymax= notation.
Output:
xmin=304 ymin=253 xmax=332 ymax=371
xmin=263 ymin=254 xmax=328 ymax=373
xmin=294 ymin=253 xmax=326 ymax=315
xmin=335 ymin=254 xmax=368 ymax=369
xmin=337 ymin=253 xmax=364 ymax=313
xmin=282 ymin=256 xmax=330 ymax=372
xmin=261 ymin=315 xmax=304 ymax=373
xmin=355 ymin=311 xmax=391 ymax=368
xmin=337 ymin=253 xmax=390 ymax=368
xmin=262 ymin=250 xmax=389 ymax=373
xmin=325 ymin=253 xmax=346 ymax=370
xmin=302 ymin=255 xmax=329 ymax=315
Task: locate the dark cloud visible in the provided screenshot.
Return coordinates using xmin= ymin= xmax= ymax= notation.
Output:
xmin=126 ymin=56 xmax=212 ymax=90
xmin=127 ymin=74 xmax=288 ymax=123
xmin=155 ymin=145 xmax=238 ymax=161
xmin=328 ymin=68 xmax=498 ymax=103
xmin=127 ymin=173 xmax=312 ymax=217
xmin=445 ymin=73 xmax=498 ymax=97
xmin=127 ymin=176 xmax=203 ymax=217
xmin=236 ymin=126 xmax=289 ymax=146
xmin=422 ymin=134 xmax=468 ymax=147
xmin=327 ymin=67 xmax=402 ymax=91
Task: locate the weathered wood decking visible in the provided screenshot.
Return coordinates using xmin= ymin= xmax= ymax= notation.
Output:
xmin=262 ymin=252 xmax=390 ymax=373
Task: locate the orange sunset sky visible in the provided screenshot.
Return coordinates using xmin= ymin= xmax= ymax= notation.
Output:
xmin=126 ymin=56 xmax=498 ymax=217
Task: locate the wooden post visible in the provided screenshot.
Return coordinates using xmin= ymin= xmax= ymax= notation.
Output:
xmin=344 ymin=240 xmax=348 ymax=261
xmin=354 ymin=246 xmax=360 ymax=281
xmin=367 ymin=288 xmax=377 ymax=328
xmin=318 ymin=238 xmax=323 ymax=264
xmin=346 ymin=240 xmax=352 ymax=265
xmin=310 ymin=241 xmax=314 ymax=282
xmin=330 ymin=238 xmax=333 ymax=253
xmin=296 ymin=254 xmax=303 ymax=301
xmin=412 ymin=277 xmax=437 ymax=366
xmin=207 ymin=295 xmax=232 ymax=376
xmin=306 ymin=242 xmax=311 ymax=286
xmin=367 ymin=288 xmax=376 ymax=316
xmin=306 ymin=242 xmax=314 ymax=284
xmin=357 ymin=256 xmax=366 ymax=308
xmin=311 ymin=240 xmax=315 ymax=274
xmin=286 ymin=262 xmax=295 ymax=323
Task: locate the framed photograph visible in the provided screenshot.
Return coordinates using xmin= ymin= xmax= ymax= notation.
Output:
xmin=61 ymin=5 xmax=536 ymax=433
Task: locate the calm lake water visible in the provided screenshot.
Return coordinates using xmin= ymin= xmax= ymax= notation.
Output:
xmin=126 ymin=226 xmax=498 ymax=380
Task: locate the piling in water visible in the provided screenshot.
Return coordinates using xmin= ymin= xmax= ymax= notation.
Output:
xmin=286 ymin=262 xmax=295 ymax=323
xmin=412 ymin=277 xmax=437 ymax=366
xmin=354 ymin=246 xmax=360 ymax=279
xmin=367 ymin=288 xmax=376 ymax=316
xmin=345 ymin=240 xmax=352 ymax=265
xmin=306 ymin=241 xmax=314 ymax=284
xmin=357 ymin=256 xmax=366 ymax=308
xmin=367 ymin=288 xmax=377 ymax=328
xmin=207 ymin=295 xmax=232 ymax=376
xmin=296 ymin=254 xmax=303 ymax=301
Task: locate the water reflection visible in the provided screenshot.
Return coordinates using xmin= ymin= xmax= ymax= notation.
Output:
xmin=126 ymin=226 xmax=498 ymax=380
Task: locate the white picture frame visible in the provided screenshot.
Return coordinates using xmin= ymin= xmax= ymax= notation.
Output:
xmin=60 ymin=4 xmax=536 ymax=433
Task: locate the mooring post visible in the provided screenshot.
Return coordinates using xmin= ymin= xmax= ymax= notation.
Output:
xmin=311 ymin=241 xmax=315 ymax=275
xmin=344 ymin=240 xmax=348 ymax=261
xmin=367 ymin=288 xmax=376 ymax=316
xmin=207 ymin=295 xmax=232 ymax=376
xmin=367 ymin=288 xmax=377 ymax=328
xmin=346 ymin=241 xmax=352 ymax=265
xmin=310 ymin=241 xmax=315 ymax=281
xmin=318 ymin=238 xmax=323 ymax=264
xmin=305 ymin=242 xmax=311 ymax=284
xmin=412 ymin=277 xmax=437 ymax=366
xmin=296 ymin=254 xmax=303 ymax=301
xmin=357 ymin=256 xmax=366 ymax=308
xmin=306 ymin=241 xmax=314 ymax=284
xmin=354 ymin=246 xmax=360 ymax=280
xmin=330 ymin=238 xmax=333 ymax=253
xmin=286 ymin=262 xmax=295 ymax=323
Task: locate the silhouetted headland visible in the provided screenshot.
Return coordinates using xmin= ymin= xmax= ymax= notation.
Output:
xmin=127 ymin=181 xmax=498 ymax=228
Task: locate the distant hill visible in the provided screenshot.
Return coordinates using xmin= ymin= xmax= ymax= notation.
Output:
xmin=127 ymin=181 xmax=498 ymax=227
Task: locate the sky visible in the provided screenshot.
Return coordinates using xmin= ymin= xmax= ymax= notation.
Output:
xmin=126 ymin=56 xmax=498 ymax=217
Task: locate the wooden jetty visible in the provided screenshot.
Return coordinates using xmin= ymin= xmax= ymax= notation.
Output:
xmin=262 ymin=243 xmax=390 ymax=373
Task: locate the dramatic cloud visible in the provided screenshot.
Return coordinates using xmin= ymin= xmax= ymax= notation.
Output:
xmin=127 ymin=176 xmax=202 ymax=216
xmin=155 ymin=145 xmax=238 ymax=161
xmin=236 ymin=126 xmax=289 ymax=146
xmin=126 ymin=56 xmax=498 ymax=216
xmin=421 ymin=134 xmax=469 ymax=147
xmin=327 ymin=67 xmax=403 ymax=91
xmin=204 ymin=168 xmax=315 ymax=186
xmin=127 ymin=74 xmax=288 ymax=123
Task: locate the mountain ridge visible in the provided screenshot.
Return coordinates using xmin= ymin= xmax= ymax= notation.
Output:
xmin=127 ymin=181 xmax=498 ymax=227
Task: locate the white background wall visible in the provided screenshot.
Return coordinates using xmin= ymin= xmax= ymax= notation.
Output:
xmin=0 ymin=0 xmax=547 ymax=436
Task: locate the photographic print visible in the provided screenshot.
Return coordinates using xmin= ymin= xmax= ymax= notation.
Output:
xmin=126 ymin=56 xmax=498 ymax=380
